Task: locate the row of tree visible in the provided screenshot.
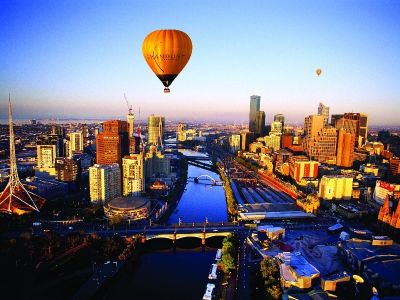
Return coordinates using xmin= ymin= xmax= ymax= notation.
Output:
xmin=219 ymin=233 xmax=238 ymax=273
xmin=216 ymin=162 xmax=238 ymax=216
xmin=259 ymin=257 xmax=283 ymax=300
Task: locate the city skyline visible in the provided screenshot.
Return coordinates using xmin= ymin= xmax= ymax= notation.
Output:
xmin=1 ymin=0 xmax=400 ymax=125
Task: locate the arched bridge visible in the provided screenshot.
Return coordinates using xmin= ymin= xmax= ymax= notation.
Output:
xmin=188 ymin=175 xmax=222 ymax=186
xmin=140 ymin=222 xmax=241 ymax=244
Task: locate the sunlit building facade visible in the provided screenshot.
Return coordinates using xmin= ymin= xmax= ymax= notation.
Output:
xmin=122 ymin=153 xmax=145 ymax=196
xmin=89 ymin=163 xmax=121 ymax=203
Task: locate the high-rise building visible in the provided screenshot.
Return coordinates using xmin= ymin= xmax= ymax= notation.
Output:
xmin=303 ymin=115 xmax=324 ymax=158
xmin=249 ymin=95 xmax=260 ymax=132
xmin=145 ymin=148 xmax=170 ymax=179
xmin=240 ymin=131 xmax=254 ymax=151
xmin=229 ymin=134 xmax=241 ymax=153
xmin=318 ymin=102 xmax=330 ymax=125
xmin=36 ymin=135 xmax=64 ymax=175
xmin=129 ymin=134 xmax=142 ymax=155
xmin=330 ymin=114 xmax=344 ymax=127
xmin=336 ymin=127 xmax=356 ymax=168
xmin=127 ymin=111 xmax=135 ymax=138
xmin=315 ymin=127 xmax=338 ymax=164
xmin=148 ymin=115 xmax=165 ymax=146
xmin=96 ymin=120 xmax=129 ymax=166
xmin=51 ymin=125 xmax=66 ymax=138
xmin=122 ymin=153 xmax=145 ymax=196
xmin=55 ymin=157 xmax=81 ymax=182
xmin=177 ymin=122 xmax=187 ymax=142
xmin=270 ymin=121 xmax=283 ymax=135
xmin=274 ymin=114 xmax=285 ymax=127
xmin=89 ymin=164 xmax=121 ymax=203
xmin=69 ymin=132 xmax=84 ymax=156
xmin=255 ymin=111 xmax=266 ymax=137
xmin=343 ymin=113 xmax=368 ymax=147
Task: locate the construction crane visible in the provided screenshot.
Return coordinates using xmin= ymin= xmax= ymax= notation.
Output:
xmin=124 ymin=93 xmax=133 ymax=115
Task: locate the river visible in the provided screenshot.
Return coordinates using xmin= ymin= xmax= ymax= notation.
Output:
xmin=104 ymin=150 xmax=228 ymax=299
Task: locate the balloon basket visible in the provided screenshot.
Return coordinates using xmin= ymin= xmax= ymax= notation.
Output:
xmin=164 ymin=88 xmax=170 ymax=93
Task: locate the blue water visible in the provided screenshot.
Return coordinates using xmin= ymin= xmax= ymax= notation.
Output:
xmin=168 ymin=150 xmax=228 ymax=224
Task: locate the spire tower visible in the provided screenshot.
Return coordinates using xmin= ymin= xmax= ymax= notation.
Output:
xmin=0 ymin=96 xmax=45 ymax=215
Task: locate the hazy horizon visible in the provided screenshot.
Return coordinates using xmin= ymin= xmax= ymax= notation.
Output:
xmin=1 ymin=1 xmax=399 ymax=125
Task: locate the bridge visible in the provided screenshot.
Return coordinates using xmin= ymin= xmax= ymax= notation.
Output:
xmin=188 ymin=174 xmax=223 ymax=186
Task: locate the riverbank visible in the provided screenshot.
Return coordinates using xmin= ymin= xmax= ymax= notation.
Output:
xmin=156 ymin=155 xmax=188 ymax=224
xmin=216 ymin=161 xmax=238 ymax=219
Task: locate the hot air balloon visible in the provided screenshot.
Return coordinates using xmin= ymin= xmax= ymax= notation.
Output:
xmin=142 ymin=29 xmax=192 ymax=93
xmin=316 ymin=68 xmax=322 ymax=76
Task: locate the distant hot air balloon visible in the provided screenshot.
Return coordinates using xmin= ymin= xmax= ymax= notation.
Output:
xmin=316 ymin=68 xmax=322 ymax=76
xmin=142 ymin=29 xmax=192 ymax=93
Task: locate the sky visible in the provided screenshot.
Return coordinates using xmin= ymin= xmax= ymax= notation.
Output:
xmin=1 ymin=0 xmax=399 ymax=125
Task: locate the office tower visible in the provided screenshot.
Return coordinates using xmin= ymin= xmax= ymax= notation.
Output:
xmin=274 ymin=114 xmax=285 ymax=127
xmin=315 ymin=127 xmax=338 ymax=164
xmin=330 ymin=114 xmax=344 ymax=127
xmin=55 ymin=157 xmax=81 ymax=182
xmin=96 ymin=120 xmax=129 ymax=166
xmin=318 ymin=102 xmax=330 ymax=125
xmin=336 ymin=127 xmax=356 ymax=168
xmin=229 ymin=134 xmax=241 ymax=153
xmin=177 ymin=122 xmax=187 ymax=142
xmin=270 ymin=121 xmax=283 ymax=135
xmin=254 ymin=111 xmax=266 ymax=137
xmin=129 ymin=134 xmax=142 ymax=155
xmin=122 ymin=153 xmax=145 ymax=196
xmin=303 ymin=115 xmax=324 ymax=157
xmin=51 ymin=125 xmax=66 ymax=138
xmin=0 ymin=99 xmax=45 ymax=215
xmin=89 ymin=163 xmax=121 ymax=203
xmin=304 ymin=115 xmax=337 ymax=164
xmin=343 ymin=113 xmax=368 ymax=147
xmin=249 ymin=95 xmax=260 ymax=132
xmin=36 ymin=134 xmax=64 ymax=175
xmin=145 ymin=148 xmax=171 ymax=179
xmin=240 ymin=131 xmax=254 ymax=151
xmin=82 ymin=124 xmax=89 ymax=139
xmin=148 ymin=115 xmax=165 ymax=147
xmin=69 ymin=131 xmax=84 ymax=156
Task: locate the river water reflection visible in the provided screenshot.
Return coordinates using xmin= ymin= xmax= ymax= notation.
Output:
xmin=168 ymin=149 xmax=228 ymax=224
xmin=105 ymin=150 xmax=228 ymax=299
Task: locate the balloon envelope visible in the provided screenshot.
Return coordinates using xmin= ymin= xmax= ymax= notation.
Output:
xmin=142 ymin=29 xmax=192 ymax=91
xmin=316 ymin=68 xmax=322 ymax=76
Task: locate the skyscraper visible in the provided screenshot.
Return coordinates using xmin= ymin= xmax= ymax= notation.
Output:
xmin=274 ymin=114 xmax=285 ymax=127
xmin=249 ymin=95 xmax=260 ymax=132
xmin=343 ymin=113 xmax=368 ymax=147
xmin=96 ymin=120 xmax=129 ymax=166
xmin=69 ymin=131 xmax=84 ymax=156
xmin=55 ymin=157 xmax=81 ymax=182
xmin=127 ymin=111 xmax=134 ymax=138
xmin=89 ymin=163 xmax=121 ymax=203
xmin=122 ymin=153 xmax=145 ymax=196
xmin=303 ymin=115 xmax=337 ymax=164
xmin=318 ymin=102 xmax=330 ymax=125
xmin=336 ymin=127 xmax=355 ymax=168
xmin=254 ymin=111 xmax=266 ymax=137
xmin=148 ymin=115 xmax=165 ymax=147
